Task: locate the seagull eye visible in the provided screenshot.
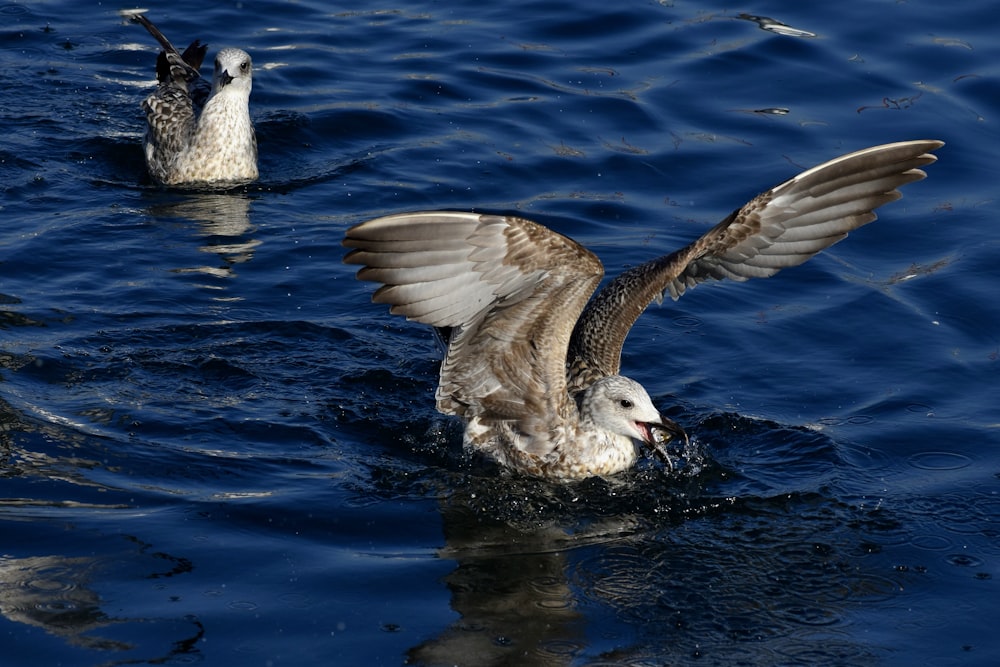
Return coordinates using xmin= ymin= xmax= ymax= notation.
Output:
xmin=619 ymin=399 xmax=633 ymax=409
xmin=241 ymin=61 xmax=250 ymax=72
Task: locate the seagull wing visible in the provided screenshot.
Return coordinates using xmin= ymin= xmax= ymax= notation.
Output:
xmin=133 ymin=14 xmax=208 ymax=181
xmin=568 ymin=139 xmax=943 ymax=388
xmin=131 ymin=14 xmax=204 ymax=86
xmin=344 ymin=211 xmax=603 ymax=430
xmin=156 ymin=41 xmax=211 ymax=111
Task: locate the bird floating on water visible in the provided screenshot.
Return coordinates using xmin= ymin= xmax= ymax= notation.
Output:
xmin=344 ymin=140 xmax=943 ymax=480
xmin=130 ymin=12 xmax=257 ymax=187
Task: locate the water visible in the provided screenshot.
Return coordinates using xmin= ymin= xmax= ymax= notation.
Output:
xmin=1 ymin=0 xmax=998 ymax=665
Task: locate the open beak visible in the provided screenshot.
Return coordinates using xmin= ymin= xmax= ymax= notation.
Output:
xmin=638 ymin=418 xmax=689 ymax=470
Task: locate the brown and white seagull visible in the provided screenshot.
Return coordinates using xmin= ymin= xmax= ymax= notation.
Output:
xmin=344 ymin=140 xmax=942 ymax=480
xmin=130 ymin=13 xmax=258 ymax=187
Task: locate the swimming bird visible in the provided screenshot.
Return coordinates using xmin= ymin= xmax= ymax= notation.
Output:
xmin=131 ymin=13 xmax=258 ymax=187
xmin=344 ymin=140 xmax=942 ymax=480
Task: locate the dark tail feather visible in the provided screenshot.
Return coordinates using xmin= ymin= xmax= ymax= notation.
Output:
xmin=131 ymin=14 xmax=180 ymax=56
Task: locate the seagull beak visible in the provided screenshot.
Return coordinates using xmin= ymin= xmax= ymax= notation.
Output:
xmin=219 ymin=70 xmax=234 ymax=86
xmin=640 ymin=418 xmax=688 ymax=470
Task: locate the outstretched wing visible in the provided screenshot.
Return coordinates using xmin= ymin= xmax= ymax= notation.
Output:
xmin=568 ymin=139 xmax=943 ymax=388
xmin=344 ymin=211 xmax=604 ymax=430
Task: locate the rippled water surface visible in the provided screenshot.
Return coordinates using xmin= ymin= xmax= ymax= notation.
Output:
xmin=2 ymin=0 xmax=998 ymax=665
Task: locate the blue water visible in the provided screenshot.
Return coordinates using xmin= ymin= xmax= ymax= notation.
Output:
xmin=1 ymin=0 xmax=997 ymax=664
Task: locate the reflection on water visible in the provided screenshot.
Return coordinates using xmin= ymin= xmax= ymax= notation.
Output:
xmin=737 ymin=13 xmax=818 ymax=38
xmin=0 ymin=397 xmax=200 ymax=661
xmin=0 ymin=392 xmax=116 ymax=492
xmin=409 ymin=509 xmax=589 ymax=666
xmin=0 ymin=554 xmax=119 ymax=650
xmin=0 ymin=541 xmax=201 ymax=662
xmin=409 ymin=491 xmax=888 ymax=666
xmin=400 ymin=422 xmax=898 ymax=666
xmin=147 ymin=193 xmax=260 ymax=287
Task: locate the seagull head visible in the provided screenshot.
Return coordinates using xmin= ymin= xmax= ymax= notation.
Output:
xmin=213 ymin=48 xmax=253 ymax=94
xmin=583 ymin=375 xmax=688 ymax=465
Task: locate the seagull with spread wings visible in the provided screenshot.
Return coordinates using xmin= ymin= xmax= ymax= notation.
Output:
xmin=344 ymin=140 xmax=942 ymax=480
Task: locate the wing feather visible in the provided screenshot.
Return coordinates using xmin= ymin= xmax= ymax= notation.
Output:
xmin=344 ymin=211 xmax=604 ymax=431
xmin=567 ymin=139 xmax=943 ymax=389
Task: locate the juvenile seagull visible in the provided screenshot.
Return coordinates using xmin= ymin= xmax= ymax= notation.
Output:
xmin=344 ymin=140 xmax=942 ymax=480
xmin=132 ymin=13 xmax=258 ymax=187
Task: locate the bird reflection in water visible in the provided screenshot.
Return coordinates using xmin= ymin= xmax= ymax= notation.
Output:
xmin=0 ymin=542 xmax=201 ymax=660
xmin=400 ymin=452 xmax=887 ymax=666
xmin=408 ymin=508 xmax=593 ymax=666
xmin=147 ymin=193 xmax=260 ymax=286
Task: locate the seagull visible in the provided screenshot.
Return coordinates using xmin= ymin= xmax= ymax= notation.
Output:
xmin=343 ymin=140 xmax=942 ymax=480
xmin=131 ymin=13 xmax=258 ymax=187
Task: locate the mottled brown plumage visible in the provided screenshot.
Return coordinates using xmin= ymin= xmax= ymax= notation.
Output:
xmin=344 ymin=140 xmax=942 ymax=479
xmin=131 ymin=13 xmax=258 ymax=187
